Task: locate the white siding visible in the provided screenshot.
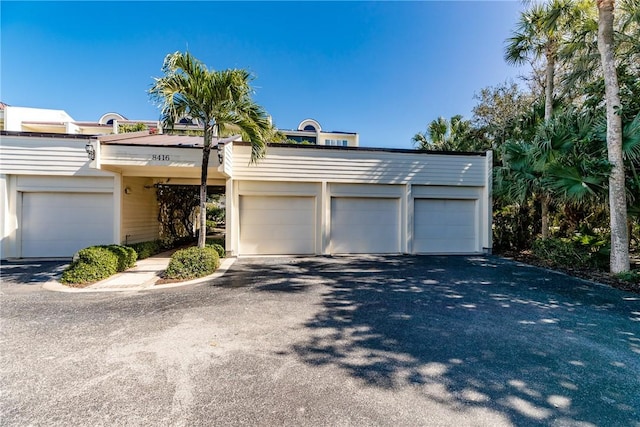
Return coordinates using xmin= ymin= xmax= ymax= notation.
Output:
xmin=16 ymin=176 xmax=114 ymax=192
xmin=0 ymin=135 xmax=111 ymax=176
xmin=121 ymin=177 xmax=160 ymax=244
xmin=223 ymin=142 xmax=233 ymax=177
xmin=233 ymin=144 xmax=487 ymax=186
xmin=100 ymin=145 xmax=215 ymax=168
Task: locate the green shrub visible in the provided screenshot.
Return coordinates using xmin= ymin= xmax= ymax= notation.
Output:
xmin=206 ymin=220 xmax=217 ymax=233
xmin=532 ymin=235 xmax=609 ymax=270
xmin=127 ymin=240 xmax=162 ymax=260
xmin=206 ymin=204 xmax=225 ymax=223
xmin=61 ymin=246 xmax=119 ymax=284
xmin=206 ymin=243 xmax=225 ymax=258
xmin=101 ymin=245 xmax=137 ymax=271
xmin=165 ymin=246 xmax=219 ymax=280
xmin=616 ymin=271 xmax=640 ymax=284
xmin=205 ymin=237 xmax=225 ymax=247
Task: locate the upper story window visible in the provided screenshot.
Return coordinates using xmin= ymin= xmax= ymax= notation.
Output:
xmin=303 ymin=124 xmax=317 ymax=132
xmin=325 ymin=139 xmax=348 ymax=146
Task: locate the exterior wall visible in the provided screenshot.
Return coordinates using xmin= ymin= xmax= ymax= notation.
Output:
xmin=318 ymin=132 xmax=359 ymax=147
xmin=0 ymin=133 xmax=119 ymax=258
xmin=232 ymin=144 xmax=486 ymax=186
xmin=0 ymin=175 xmax=118 ymax=258
xmin=3 ymin=107 xmax=73 ymax=132
xmin=100 ymin=145 xmax=207 ymax=169
xmin=0 ymin=133 xmax=112 ymax=177
xmin=228 ymin=180 xmax=491 ymax=256
xmin=121 ymin=177 xmax=160 ymax=244
xmin=229 ymin=181 xmax=322 ymax=256
xmin=228 ymin=144 xmax=491 ymax=256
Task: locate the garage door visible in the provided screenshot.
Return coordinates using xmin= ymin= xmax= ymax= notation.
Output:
xmin=414 ymin=199 xmax=477 ymax=253
xmin=239 ymin=196 xmax=315 ymax=255
xmin=330 ymin=197 xmax=400 ymax=254
xmin=21 ymin=192 xmax=114 ymax=258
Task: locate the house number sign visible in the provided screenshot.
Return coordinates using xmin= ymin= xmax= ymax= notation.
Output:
xmin=151 ymin=154 xmax=171 ymax=161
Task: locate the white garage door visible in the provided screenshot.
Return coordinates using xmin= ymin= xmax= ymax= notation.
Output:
xmin=330 ymin=197 xmax=400 ymax=254
xmin=21 ymin=192 xmax=114 ymax=258
xmin=414 ymin=199 xmax=477 ymax=253
xmin=239 ymin=196 xmax=315 ymax=255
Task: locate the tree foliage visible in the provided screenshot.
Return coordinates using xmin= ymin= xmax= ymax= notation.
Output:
xmin=415 ymin=1 xmax=640 ymax=271
xmin=150 ymin=51 xmax=274 ymax=248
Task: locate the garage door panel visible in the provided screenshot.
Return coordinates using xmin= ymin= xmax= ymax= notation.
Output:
xmin=239 ymin=196 xmax=315 ymax=255
xmin=414 ymin=199 xmax=477 ymax=253
xmin=22 ymin=193 xmax=114 ymax=258
xmin=331 ymin=197 xmax=400 ymax=254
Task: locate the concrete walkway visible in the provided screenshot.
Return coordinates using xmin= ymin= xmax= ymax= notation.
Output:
xmin=43 ymin=250 xmax=236 ymax=293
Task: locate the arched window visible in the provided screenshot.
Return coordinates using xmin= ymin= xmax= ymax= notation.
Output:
xmin=303 ymin=124 xmax=316 ymax=132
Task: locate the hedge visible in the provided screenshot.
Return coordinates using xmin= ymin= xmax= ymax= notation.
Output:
xmin=61 ymin=244 xmax=137 ymax=285
xmin=127 ymin=240 xmax=163 ymax=260
xmin=165 ymin=246 xmax=219 ymax=280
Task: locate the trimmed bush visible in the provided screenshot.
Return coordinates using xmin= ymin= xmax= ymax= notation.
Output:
xmin=61 ymin=244 xmax=138 ymax=285
xmin=101 ymin=245 xmax=137 ymax=271
xmin=165 ymin=246 xmax=219 ymax=280
xmin=61 ymin=246 xmax=119 ymax=285
xmin=206 ymin=243 xmax=225 ymax=258
xmin=127 ymin=240 xmax=162 ymax=260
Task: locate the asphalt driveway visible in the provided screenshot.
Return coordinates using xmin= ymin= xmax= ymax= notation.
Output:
xmin=1 ymin=255 xmax=638 ymax=426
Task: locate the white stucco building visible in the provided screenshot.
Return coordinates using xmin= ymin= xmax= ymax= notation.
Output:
xmin=0 ymin=104 xmax=492 ymax=258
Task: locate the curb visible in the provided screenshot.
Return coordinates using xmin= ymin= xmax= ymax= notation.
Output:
xmin=42 ymin=257 xmax=237 ymax=294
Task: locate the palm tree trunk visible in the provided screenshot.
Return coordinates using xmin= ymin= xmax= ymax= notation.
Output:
xmin=597 ymin=0 xmax=630 ymax=273
xmin=544 ymin=47 xmax=555 ymax=123
xmin=198 ymin=126 xmax=213 ymax=248
xmin=541 ymin=196 xmax=550 ymax=239
xmin=540 ymin=47 xmax=556 ymax=239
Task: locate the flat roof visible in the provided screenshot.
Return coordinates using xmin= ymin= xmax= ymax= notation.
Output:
xmin=252 ymin=142 xmax=487 ymax=156
xmin=1 ymin=130 xmax=487 ymax=156
xmin=99 ymin=132 xmax=240 ymax=148
xmin=0 ymin=130 xmax=93 ymax=140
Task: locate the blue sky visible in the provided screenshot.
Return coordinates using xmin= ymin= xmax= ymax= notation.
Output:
xmin=1 ymin=1 xmax=526 ymax=148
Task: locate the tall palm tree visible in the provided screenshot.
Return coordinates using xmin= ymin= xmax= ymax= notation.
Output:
xmin=596 ymin=0 xmax=630 ymax=272
xmin=150 ymin=51 xmax=273 ymax=248
xmin=504 ymin=0 xmax=590 ymax=238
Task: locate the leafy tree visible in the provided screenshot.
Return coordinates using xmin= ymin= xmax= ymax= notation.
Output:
xmin=472 ymin=81 xmax=535 ymax=150
xmin=119 ymin=122 xmax=148 ymax=133
xmin=150 ymin=51 xmax=273 ymax=248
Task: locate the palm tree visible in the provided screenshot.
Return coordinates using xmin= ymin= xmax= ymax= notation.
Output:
xmin=505 ymin=0 xmax=591 ymax=238
xmin=150 ymin=51 xmax=273 ymax=248
xmin=596 ymin=0 xmax=630 ymax=272
xmin=412 ymin=115 xmax=481 ymax=151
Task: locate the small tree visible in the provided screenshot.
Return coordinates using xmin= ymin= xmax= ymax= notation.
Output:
xmin=150 ymin=51 xmax=273 ymax=248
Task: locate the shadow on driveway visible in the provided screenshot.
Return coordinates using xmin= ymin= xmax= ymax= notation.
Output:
xmin=1 ymin=260 xmax=68 ymax=286
xmin=217 ymin=255 xmax=640 ymax=426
